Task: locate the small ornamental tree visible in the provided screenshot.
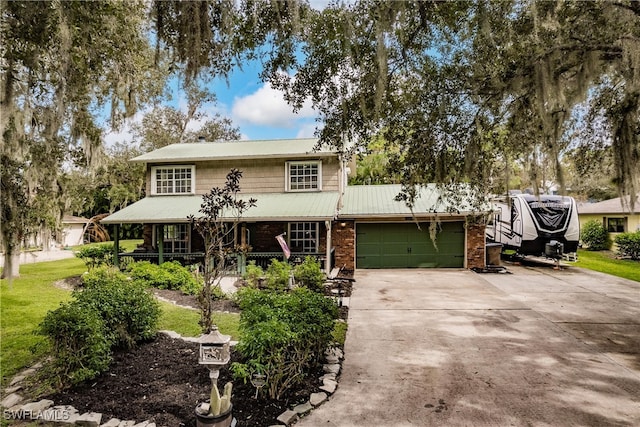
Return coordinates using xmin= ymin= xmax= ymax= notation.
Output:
xmin=189 ymin=169 xmax=256 ymax=333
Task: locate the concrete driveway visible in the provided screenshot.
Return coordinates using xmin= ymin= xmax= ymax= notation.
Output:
xmin=297 ymin=266 xmax=640 ymax=427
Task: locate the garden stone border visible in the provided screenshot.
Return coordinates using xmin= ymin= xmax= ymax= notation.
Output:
xmin=1 ymin=330 xmax=344 ymax=427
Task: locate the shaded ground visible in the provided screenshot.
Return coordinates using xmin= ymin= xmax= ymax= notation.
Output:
xmin=45 ymin=333 xmax=323 ymax=426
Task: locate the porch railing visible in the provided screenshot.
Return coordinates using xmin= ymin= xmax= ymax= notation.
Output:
xmin=119 ymin=248 xmax=334 ymax=274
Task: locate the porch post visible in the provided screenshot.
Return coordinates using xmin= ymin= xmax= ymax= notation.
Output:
xmin=157 ymin=225 xmax=164 ymax=264
xmin=325 ymin=220 xmax=332 ymax=273
xmin=113 ymin=224 xmax=120 ymax=268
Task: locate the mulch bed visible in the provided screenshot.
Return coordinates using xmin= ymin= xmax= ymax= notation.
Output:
xmin=45 ymin=333 xmax=324 ymax=426
xmin=36 ymin=282 xmax=350 ymax=426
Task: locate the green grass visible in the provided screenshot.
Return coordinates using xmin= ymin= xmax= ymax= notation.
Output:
xmin=1 ymin=258 xmax=83 ymax=385
xmin=332 ymin=320 xmax=348 ymax=346
xmin=575 ymin=249 xmax=640 ymax=282
xmin=158 ymin=302 xmax=239 ymax=339
xmin=1 ymin=254 xmax=238 ymax=388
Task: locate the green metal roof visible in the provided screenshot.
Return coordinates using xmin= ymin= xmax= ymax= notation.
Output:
xmin=101 ymin=192 xmax=340 ymax=224
xmin=340 ymin=184 xmax=487 ymax=217
xmin=132 ymin=138 xmax=337 ymax=163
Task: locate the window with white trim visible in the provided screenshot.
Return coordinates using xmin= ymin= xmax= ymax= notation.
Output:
xmin=287 ymin=161 xmax=321 ymax=191
xmin=289 ymin=222 xmax=318 ymax=253
xmin=151 ymin=166 xmax=195 ymax=194
xmin=162 ymin=224 xmax=190 ymax=253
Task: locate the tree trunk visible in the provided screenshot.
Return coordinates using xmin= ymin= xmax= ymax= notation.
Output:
xmin=1 ymin=253 xmax=21 ymax=279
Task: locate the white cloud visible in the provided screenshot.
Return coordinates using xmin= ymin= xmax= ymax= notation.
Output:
xmin=231 ymin=82 xmax=315 ymax=128
xmin=296 ymin=121 xmax=320 ymax=138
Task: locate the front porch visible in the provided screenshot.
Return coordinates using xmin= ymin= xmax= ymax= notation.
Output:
xmin=115 ymin=249 xmax=334 ymax=275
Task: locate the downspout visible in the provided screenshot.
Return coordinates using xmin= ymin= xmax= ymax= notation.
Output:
xmin=325 ymin=220 xmax=332 ymax=274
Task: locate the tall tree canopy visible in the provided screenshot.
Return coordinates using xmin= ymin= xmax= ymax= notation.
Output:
xmin=4 ymin=0 xmax=640 ymax=277
xmin=1 ymin=0 xmax=165 ymax=275
xmin=255 ymin=0 xmax=640 ymax=206
xmin=151 ymin=0 xmax=639 ymax=206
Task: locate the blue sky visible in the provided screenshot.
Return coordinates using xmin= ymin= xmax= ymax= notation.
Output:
xmin=104 ymin=59 xmax=319 ymax=146
xmin=105 ymin=1 xmax=333 ymax=146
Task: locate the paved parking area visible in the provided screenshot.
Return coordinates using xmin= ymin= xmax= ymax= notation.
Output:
xmin=297 ymin=266 xmax=640 ymax=427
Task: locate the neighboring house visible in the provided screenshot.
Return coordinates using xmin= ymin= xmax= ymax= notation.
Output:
xmin=58 ymin=215 xmax=90 ymax=247
xmin=102 ymin=138 xmax=487 ymax=271
xmin=578 ymin=195 xmax=640 ymax=239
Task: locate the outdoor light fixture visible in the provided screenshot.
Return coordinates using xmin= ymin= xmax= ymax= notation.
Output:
xmin=340 ymin=222 xmax=347 ymax=227
xmin=198 ymin=326 xmax=231 ymax=385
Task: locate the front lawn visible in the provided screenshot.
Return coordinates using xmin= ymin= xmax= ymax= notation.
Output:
xmin=575 ymin=249 xmax=640 ymax=282
xmin=0 ymin=255 xmax=237 ymax=388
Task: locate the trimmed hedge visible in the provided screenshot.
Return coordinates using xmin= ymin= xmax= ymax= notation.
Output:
xmin=127 ymin=260 xmax=202 ymax=295
xmin=39 ymin=302 xmax=112 ymax=385
xmin=581 ymin=220 xmax=611 ymax=250
xmin=231 ymin=287 xmax=338 ymax=400
xmin=614 ymin=231 xmax=640 ymax=259
xmin=39 ymin=267 xmax=160 ymax=386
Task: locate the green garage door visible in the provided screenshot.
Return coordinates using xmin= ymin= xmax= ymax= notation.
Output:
xmin=356 ymin=222 xmax=465 ymax=268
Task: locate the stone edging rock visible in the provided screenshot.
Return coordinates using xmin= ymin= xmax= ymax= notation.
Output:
xmin=271 ymin=344 xmax=344 ymax=427
xmin=1 ymin=330 xmax=344 ymax=427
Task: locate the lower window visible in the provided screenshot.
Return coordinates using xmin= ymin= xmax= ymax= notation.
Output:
xmin=163 ymin=224 xmax=189 ymax=253
xmin=289 ymin=222 xmax=318 ymax=253
xmin=607 ymin=217 xmax=626 ymax=233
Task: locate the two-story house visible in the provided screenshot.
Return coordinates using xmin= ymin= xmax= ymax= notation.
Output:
xmin=102 ymin=138 xmax=487 ymax=271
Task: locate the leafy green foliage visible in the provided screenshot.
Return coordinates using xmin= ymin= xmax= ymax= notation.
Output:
xmin=231 ymin=287 xmax=338 ymax=400
xmin=265 ymin=258 xmax=292 ymax=291
xmin=614 ymin=231 xmax=640 ymax=260
xmin=127 ymin=260 xmax=202 ymax=295
xmin=39 ymin=267 xmax=160 ymax=386
xmin=39 ymin=302 xmax=112 ymax=386
xmin=77 ymin=267 xmax=161 ymax=349
xmin=293 ymin=256 xmax=326 ymax=292
xmin=75 ymin=243 xmax=115 ymax=269
xmin=242 ymin=261 xmax=265 ymax=287
xmin=581 ymin=220 xmax=611 ymax=250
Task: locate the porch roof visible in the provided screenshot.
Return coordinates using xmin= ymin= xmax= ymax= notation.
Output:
xmin=132 ymin=138 xmax=337 ymax=163
xmin=101 ymin=192 xmax=340 ymax=224
xmin=340 ymin=184 xmax=488 ymax=218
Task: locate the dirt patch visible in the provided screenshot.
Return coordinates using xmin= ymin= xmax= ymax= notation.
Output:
xmin=43 ymin=333 xmax=325 ymax=426
xmin=52 ymin=275 xmax=83 ymax=291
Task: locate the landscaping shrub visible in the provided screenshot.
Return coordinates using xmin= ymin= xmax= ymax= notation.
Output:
xmin=127 ymin=260 xmax=202 ymax=295
xmin=77 ymin=267 xmax=161 ymax=349
xmin=580 ymin=220 xmax=611 ymax=250
xmin=293 ymin=256 xmax=326 ymax=292
xmin=39 ymin=301 xmax=112 ymax=386
xmin=614 ymin=231 xmax=640 ymax=259
xmin=242 ymin=261 xmax=264 ymax=287
xmin=265 ymin=258 xmax=292 ymax=290
xmin=231 ymin=287 xmax=338 ymax=399
xmin=75 ymin=243 xmax=115 ymax=269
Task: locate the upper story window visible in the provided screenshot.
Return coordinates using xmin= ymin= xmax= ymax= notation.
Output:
xmin=287 ymin=161 xmax=322 ymax=192
xmin=151 ymin=166 xmax=195 ymax=195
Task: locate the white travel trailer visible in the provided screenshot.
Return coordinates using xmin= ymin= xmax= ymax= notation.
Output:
xmin=486 ymin=194 xmax=580 ymax=258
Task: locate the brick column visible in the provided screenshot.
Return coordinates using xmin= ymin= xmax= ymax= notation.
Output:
xmin=466 ymin=221 xmax=486 ymax=269
xmin=332 ymin=220 xmax=355 ymax=270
